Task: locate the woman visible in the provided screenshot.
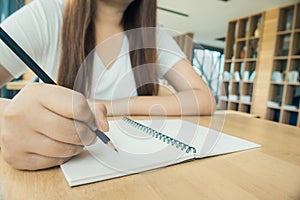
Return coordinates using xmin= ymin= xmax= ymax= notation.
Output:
xmin=0 ymin=0 xmax=215 ymax=170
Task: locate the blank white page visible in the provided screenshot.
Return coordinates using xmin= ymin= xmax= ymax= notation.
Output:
xmin=61 ymin=119 xmax=260 ymax=187
xmin=61 ymin=119 xmax=194 ymax=187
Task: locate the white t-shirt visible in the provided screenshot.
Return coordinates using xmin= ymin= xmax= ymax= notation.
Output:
xmin=0 ymin=0 xmax=186 ymax=100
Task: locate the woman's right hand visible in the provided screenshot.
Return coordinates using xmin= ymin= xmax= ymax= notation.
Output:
xmin=0 ymin=83 xmax=107 ymax=170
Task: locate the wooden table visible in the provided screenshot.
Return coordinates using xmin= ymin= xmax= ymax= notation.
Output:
xmin=0 ymin=111 xmax=299 ymax=200
xmin=5 ymin=71 xmax=35 ymax=90
xmin=5 ymin=80 xmax=29 ymax=90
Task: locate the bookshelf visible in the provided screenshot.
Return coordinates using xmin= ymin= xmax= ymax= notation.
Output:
xmin=266 ymin=3 xmax=300 ymax=127
xmin=220 ymin=13 xmax=263 ymax=114
xmin=220 ymin=2 xmax=300 ymax=127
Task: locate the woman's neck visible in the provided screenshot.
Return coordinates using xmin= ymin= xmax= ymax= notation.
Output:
xmin=95 ymin=0 xmax=132 ymax=43
xmin=96 ymin=1 xmax=130 ymax=28
xmin=94 ymin=0 xmax=132 ymax=67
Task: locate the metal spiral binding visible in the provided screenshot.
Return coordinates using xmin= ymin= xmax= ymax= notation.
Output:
xmin=123 ymin=117 xmax=196 ymax=154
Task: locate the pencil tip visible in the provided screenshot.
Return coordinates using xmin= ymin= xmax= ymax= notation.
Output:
xmin=114 ymin=149 xmax=119 ymax=153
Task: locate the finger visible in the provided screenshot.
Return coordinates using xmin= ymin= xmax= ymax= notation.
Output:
xmin=24 ymin=83 xmax=97 ymax=127
xmin=97 ymin=114 xmax=109 ymax=132
xmin=24 ymin=131 xmax=84 ymax=158
xmin=94 ymin=104 xmax=109 ymax=132
xmin=29 ymin=105 xmax=97 ymax=146
xmin=19 ymin=153 xmax=70 ymax=171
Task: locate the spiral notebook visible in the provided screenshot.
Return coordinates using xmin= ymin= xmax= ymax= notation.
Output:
xmin=61 ymin=118 xmax=260 ymax=187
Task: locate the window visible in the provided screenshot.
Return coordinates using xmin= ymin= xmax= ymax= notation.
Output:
xmin=0 ymin=0 xmax=24 ymax=98
xmin=0 ymin=0 xmax=24 ymax=21
xmin=192 ymin=46 xmax=224 ymax=101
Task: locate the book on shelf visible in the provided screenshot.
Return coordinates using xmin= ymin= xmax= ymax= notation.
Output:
xmin=282 ymin=104 xmax=298 ymax=111
xmin=240 ymin=46 xmax=246 ymax=59
xmin=240 ymin=62 xmax=245 ymax=73
xmin=252 ymin=47 xmax=258 ymax=58
xmin=219 ymin=96 xmax=228 ymax=101
xmin=229 ymin=94 xmax=239 ymax=101
xmin=288 ymin=71 xmax=299 ymax=83
xmin=267 ymin=101 xmax=280 ymax=108
xmin=234 ymin=71 xmax=241 ymax=81
xmin=243 ymin=71 xmax=250 ymax=81
xmin=272 ymin=71 xmax=284 ymax=82
xmin=249 ymin=71 xmax=256 ymax=82
xmin=254 ymin=22 xmax=261 ymax=38
xmin=223 ymin=71 xmax=231 ymax=81
xmin=285 ymin=8 xmax=294 ymax=31
xmin=282 ymin=35 xmax=291 ymax=56
xmin=240 ymin=95 xmax=252 ymax=103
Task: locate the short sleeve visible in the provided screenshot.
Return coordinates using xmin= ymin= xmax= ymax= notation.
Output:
xmin=157 ymin=28 xmax=187 ymax=77
xmin=0 ymin=0 xmax=63 ymax=78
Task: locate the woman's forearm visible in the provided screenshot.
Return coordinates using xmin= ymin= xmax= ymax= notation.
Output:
xmin=104 ymin=89 xmax=216 ymax=116
xmin=0 ymin=98 xmax=11 ymax=148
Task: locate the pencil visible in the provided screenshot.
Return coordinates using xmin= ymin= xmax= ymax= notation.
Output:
xmin=0 ymin=27 xmax=117 ymax=152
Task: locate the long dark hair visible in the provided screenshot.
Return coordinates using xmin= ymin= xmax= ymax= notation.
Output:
xmin=57 ymin=0 xmax=158 ymax=96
